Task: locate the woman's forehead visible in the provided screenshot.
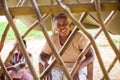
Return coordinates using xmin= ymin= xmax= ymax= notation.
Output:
xmin=55 ymin=18 xmax=68 ymax=23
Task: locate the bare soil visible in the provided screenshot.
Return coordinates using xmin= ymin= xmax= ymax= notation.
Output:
xmin=1 ymin=34 xmax=120 ymax=80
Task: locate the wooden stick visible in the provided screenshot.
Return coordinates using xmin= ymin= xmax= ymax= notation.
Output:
xmin=0 ymin=24 xmax=10 ymax=52
xmin=1 ymin=0 xmax=39 ymax=79
xmin=40 ymin=26 xmax=78 ymax=79
xmin=30 ymin=0 xmax=73 ymax=79
xmin=4 ymin=14 xmax=50 ymax=66
xmin=0 ymin=0 xmax=26 ymax=77
xmin=94 ymin=0 xmax=120 ymax=79
xmin=40 ymin=0 xmax=96 ymax=78
xmin=0 ymin=56 xmax=12 ymax=80
xmin=95 ymin=0 xmax=120 ymax=62
xmin=56 ymin=0 xmax=109 ymax=79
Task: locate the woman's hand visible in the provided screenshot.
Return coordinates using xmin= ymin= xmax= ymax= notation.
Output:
xmin=7 ymin=66 xmax=18 ymax=72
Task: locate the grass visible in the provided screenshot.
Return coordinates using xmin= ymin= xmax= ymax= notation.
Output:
xmin=0 ymin=21 xmax=119 ymax=45
xmin=0 ymin=20 xmax=52 ymax=40
xmin=87 ymin=29 xmax=120 ymax=46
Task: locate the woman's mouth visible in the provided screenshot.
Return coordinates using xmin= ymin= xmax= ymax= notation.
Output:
xmin=61 ymin=29 xmax=67 ymax=33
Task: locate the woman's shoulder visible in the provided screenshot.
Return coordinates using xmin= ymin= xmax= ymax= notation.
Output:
xmin=50 ymin=33 xmax=59 ymax=40
xmin=73 ymin=31 xmax=88 ymax=42
xmin=75 ymin=31 xmax=83 ymax=38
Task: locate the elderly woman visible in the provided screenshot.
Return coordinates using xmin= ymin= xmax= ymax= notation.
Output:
xmin=39 ymin=13 xmax=94 ymax=80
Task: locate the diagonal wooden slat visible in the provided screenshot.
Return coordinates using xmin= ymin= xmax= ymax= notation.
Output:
xmin=72 ymin=10 xmax=117 ymax=80
xmin=0 ymin=0 xmax=26 ymax=65
xmin=40 ymin=26 xmax=78 ymax=79
xmin=94 ymin=0 xmax=120 ymax=62
xmin=0 ymin=14 xmax=50 ymax=79
xmin=4 ymin=14 xmax=50 ymax=66
xmin=0 ymin=2 xmax=118 ymax=79
xmin=1 ymin=0 xmax=39 ymax=80
xmin=0 ymin=0 xmax=26 ymax=77
xmin=40 ymin=0 xmax=95 ymax=78
xmin=56 ymin=0 xmax=110 ymax=79
xmin=0 ymin=0 xmax=25 ymax=56
xmin=94 ymin=0 xmax=120 ymax=79
xmin=0 ymin=14 xmax=50 ymax=78
xmin=0 ymin=24 xmax=10 ymax=52
xmin=0 ymin=56 xmax=12 ymax=80
xmin=30 ymin=0 xmax=72 ymax=80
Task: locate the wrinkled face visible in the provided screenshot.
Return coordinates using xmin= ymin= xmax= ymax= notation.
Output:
xmin=55 ymin=18 xmax=71 ymax=38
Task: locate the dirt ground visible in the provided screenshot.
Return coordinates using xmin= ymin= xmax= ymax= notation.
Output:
xmin=1 ymin=34 xmax=120 ymax=80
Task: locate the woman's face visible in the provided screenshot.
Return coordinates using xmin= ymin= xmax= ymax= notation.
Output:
xmin=55 ymin=18 xmax=71 ymax=38
xmin=17 ymin=46 xmax=23 ymax=54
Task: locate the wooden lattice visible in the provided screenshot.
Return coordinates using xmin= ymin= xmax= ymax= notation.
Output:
xmin=0 ymin=0 xmax=120 ymax=80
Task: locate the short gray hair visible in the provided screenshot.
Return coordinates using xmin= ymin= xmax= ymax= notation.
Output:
xmin=52 ymin=13 xmax=71 ymax=32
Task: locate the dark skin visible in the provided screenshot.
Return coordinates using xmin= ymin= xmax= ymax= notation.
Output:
xmin=39 ymin=49 xmax=94 ymax=80
xmin=39 ymin=52 xmax=50 ymax=73
xmin=7 ymin=46 xmax=26 ymax=72
xmin=39 ymin=16 xmax=94 ymax=80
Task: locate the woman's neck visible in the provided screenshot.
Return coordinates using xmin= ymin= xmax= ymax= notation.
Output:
xmin=59 ymin=31 xmax=71 ymax=45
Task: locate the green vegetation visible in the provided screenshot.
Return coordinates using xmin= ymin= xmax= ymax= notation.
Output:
xmin=0 ymin=21 xmax=119 ymax=46
xmin=0 ymin=21 xmax=52 ymax=40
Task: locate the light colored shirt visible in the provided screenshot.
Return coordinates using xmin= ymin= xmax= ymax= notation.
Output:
xmin=42 ymin=31 xmax=88 ymax=68
xmin=8 ymin=52 xmax=32 ymax=71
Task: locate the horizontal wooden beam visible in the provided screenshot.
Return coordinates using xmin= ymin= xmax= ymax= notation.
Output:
xmin=0 ymin=1 xmax=119 ymax=16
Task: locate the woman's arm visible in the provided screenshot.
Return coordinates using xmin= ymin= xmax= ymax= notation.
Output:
xmin=39 ymin=51 xmax=51 ymax=73
xmin=79 ymin=48 xmax=94 ymax=80
xmin=7 ymin=60 xmax=26 ymax=72
xmin=79 ymin=48 xmax=94 ymax=69
xmin=7 ymin=52 xmax=32 ymax=71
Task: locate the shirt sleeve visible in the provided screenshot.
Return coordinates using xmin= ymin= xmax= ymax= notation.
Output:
xmin=78 ymin=33 xmax=89 ymax=50
xmin=42 ymin=41 xmax=52 ymax=55
xmin=80 ymin=35 xmax=88 ymax=49
xmin=42 ymin=34 xmax=56 ymax=55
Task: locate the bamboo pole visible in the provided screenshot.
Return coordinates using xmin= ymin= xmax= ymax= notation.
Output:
xmin=0 ymin=0 xmax=26 ymax=77
xmin=101 ymin=57 xmax=117 ymax=80
xmin=0 ymin=24 xmax=10 ymax=52
xmin=71 ymin=2 xmax=119 ymax=80
xmin=4 ymin=21 xmax=39 ymax=66
xmin=0 ymin=0 xmax=38 ymax=76
xmin=2 ymin=14 xmax=50 ymax=80
xmin=0 ymin=14 xmax=49 ymax=77
xmin=72 ymin=10 xmax=117 ymax=80
xmin=0 ymin=24 xmax=10 ymax=76
xmin=100 ymin=11 xmax=120 ymax=80
xmin=94 ymin=0 xmax=120 ymax=62
xmin=94 ymin=0 xmax=120 ymax=79
xmin=56 ymin=0 xmax=110 ymax=79
xmin=30 ymin=0 xmax=72 ymax=79
xmin=40 ymin=0 xmax=94 ymax=78
xmin=4 ymin=14 xmax=50 ymax=66
xmin=71 ymin=8 xmax=118 ymax=80
xmin=0 ymin=56 xmax=12 ymax=80
xmin=0 ymin=0 xmax=26 ymax=51
xmin=1 ymin=0 xmax=26 ymax=65
xmin=0 ymin=0 xmax=118 ymax=79
xmin=1 ymin=0 xmax=39 ymax=79
xmin=94 ymin=1 xmax=120 ymax=79
xmin=0 ymin=0 xmax=25 ymax=54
